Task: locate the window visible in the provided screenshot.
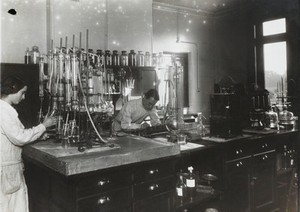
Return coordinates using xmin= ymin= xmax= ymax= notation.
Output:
xmin=261 ymin=18 xmax=287 ymax=104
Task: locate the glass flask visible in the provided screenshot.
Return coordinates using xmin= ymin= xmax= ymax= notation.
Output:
xmin=278 ymin=105 xmax=294 ymax=130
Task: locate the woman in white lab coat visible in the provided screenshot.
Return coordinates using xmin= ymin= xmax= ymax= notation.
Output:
xmin=0 ymin=77 xmax=57 ymax=212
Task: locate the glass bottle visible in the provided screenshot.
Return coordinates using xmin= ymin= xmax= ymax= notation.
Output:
xmin=278 ymin=105 xmax=294 ymax=129
xmin=96 ymin=49 xmax=104 ymax=65
xmin=104 ymin=50 xmax=112 ymax=67
xmin=186 ymin=166 xmax=196 ymax=200
xmin=128 ymin=50 xmax=136 ymax=66
xmin=158 ymin=52 xmax=164 ymax=67
xmin=152 ymin=53 xmax=158 ymax=67
xmin=25 ymin=47 xmax=31 ymax=64
xmin=197 ymin=112 xmax=206 ymax=137
xmin=265 ymin=106 xmax=279 ymax=129
xmin=137 ymin=51 xmax=145 ymax=66
xmin=145 ymin=51 xmax=151 ymax=66
xmin=112 ymin=50 xmax=119 ymax=67
xmin=176 ymin=173 xmax=187 ymax=204
xmin=31 ymin=46 xmax=40 ymax=64
xmin=120 ymin=50 xmax=128 ymax=66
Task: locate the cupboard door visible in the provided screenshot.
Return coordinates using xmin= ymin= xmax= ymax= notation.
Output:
xmin=133 ymin=192 xmax=173 ymax=212
xmin=225 ymin=157 xmax=251 ymax=212
xmin=252 ymin=151 xmax=276 ymax=212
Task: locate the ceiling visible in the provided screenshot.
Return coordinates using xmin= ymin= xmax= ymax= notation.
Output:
xmin=153 ymin=0 xmax=246 ymax=13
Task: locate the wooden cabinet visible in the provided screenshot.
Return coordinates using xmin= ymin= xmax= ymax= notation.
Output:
xmin=225 ymin=157 xmax=251 ymax=212
xmin=223 ymin=138 xmax=277 ymax=212
xmin=24 ymin=157 xmax=177 ymax=212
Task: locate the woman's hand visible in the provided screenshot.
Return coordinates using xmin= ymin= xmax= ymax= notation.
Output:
xmin=42 ymin=116 xmax=57 ymax=128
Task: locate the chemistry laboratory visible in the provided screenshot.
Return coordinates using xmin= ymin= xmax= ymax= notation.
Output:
xmin=0 ymin=0 xmax=299 ymax=211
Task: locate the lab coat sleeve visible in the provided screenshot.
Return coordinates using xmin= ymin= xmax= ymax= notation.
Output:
xmin=120 ymin=103 xmax=141 ymax=130
xmin=149 ymin=109 xmax=161 ymax=126
xmin=0 ymin=112 xmax=46 ymax=146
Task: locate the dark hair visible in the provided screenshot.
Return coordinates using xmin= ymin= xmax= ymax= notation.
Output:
xmin=144 ymin=89 xmax=159 ymax=101
xmin=1 ymin=76 xmax=27 ymax=97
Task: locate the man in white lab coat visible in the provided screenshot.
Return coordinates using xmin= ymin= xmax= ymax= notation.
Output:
xmin=112 ymin=89 xmax=161 ymax=132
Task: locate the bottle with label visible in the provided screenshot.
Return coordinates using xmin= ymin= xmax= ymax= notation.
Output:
xmin=25 ymin=47 xmax=31 ymax=64
xmin=186 ymin=166 xmax=196 ymax=200
xmin=176 ymin=173 xmax=187 ymax=204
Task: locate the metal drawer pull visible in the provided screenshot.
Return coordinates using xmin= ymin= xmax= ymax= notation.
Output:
xmin=97 ymin=196 xmax=110 ymax=205
xmin=236 ymin=149 xmax=243 ymax=154
xmin=149 ymin=184 xmax=159 ymax=191
xmin=149 ymin=169 xmax=159 ymax=175
xmin=97 ymin=179 xmax=110 ymax=186
xmin=262 ymin=143 xmax=268 ymax=148
xmin=236 ymin=161 xmax=243 ymax=167
xmin=262 ymin=155 xmax=268 ymax=160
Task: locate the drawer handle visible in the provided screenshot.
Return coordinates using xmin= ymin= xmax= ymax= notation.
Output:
xmin=262 ymin=155 xmax=268 ymax=160
xmin=235 ymin=149 xmax=243 ymax=154
xmin=236 ymin=161 xmax=243 ymax=167
xmin=149 ymin=184 xmax=159 ymax=191
xmin=97 ymin=196 xmax=110 ymax=205
xmin=149 ymin=169 xmax=159 ymax=175
xmin=262 ymin=143 xmax=268 ymax=148
xmin=97 ymin=179 xmax=110 ymax=186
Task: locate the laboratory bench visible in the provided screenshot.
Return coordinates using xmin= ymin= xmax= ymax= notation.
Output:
xmin=23 ymin=129 xmax=299 ymax=212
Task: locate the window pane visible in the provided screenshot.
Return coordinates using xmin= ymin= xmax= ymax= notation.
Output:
xmin=263 ymin=18 xmax=286 ymax=36
xmin=264 ymin=42 xmax=287 ymax=104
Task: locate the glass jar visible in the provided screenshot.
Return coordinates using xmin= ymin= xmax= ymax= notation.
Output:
xmin=158 ymin=52 xmax=164 ymax=67
xmin=25 ymin=47 xmax=31 ymax=64
xmin=96 ymin=49 xmax=104 ymax=65
xmin=120 ymin=50 xmax=128 ymax=66
xmin=128 ymin=50 xmax=136 ymax=66
xmin=112 ymin=50 xmax=119 ymax=66
xmin=137 ymin=51 xmax=144 ymax=67
xmin=152 ymin=53 xmax=158 ymax=67
xmin=104 ymin=50 xmax=112 ymax=66
xmin=145 ymin=51 xmax=151 ymax=66
xmin=265 ymin=106 xmax=279 ymax=129
xmin=278 ymin=105 xmax=294 ymax=130
xmin=31 ymin=46 xmax=40 ymax=64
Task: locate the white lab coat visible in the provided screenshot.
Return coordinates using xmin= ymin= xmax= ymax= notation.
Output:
xmin=0 ymin=99 xmax=46 ymax=212
xmin=113 ymin=98 xmax=161 ymax=131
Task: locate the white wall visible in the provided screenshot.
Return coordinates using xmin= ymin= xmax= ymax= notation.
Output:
xmin=1 ymin=0 xmax=47 ymax=63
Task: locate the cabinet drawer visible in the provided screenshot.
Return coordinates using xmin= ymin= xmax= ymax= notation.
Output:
xmin=225 ymin=156 xmax=251 ymax=171
xmin=133 ymin=176 xmax=176 ymax=200
xmin=253 ymin=140 xmax=275 ymax=154
xmin=225 ymin=143 xmax=252 ymax=161
xmin=76 ymin=169 xmax=131 ymax=198
xmin=77 ymin=187 xmax=132 ymax=212
xmin=133 ymin=160 xmax=176 ymax=183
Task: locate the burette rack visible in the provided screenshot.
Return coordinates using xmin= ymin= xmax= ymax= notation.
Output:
xmin=38 ymin=30 xmax=128 ymax=146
